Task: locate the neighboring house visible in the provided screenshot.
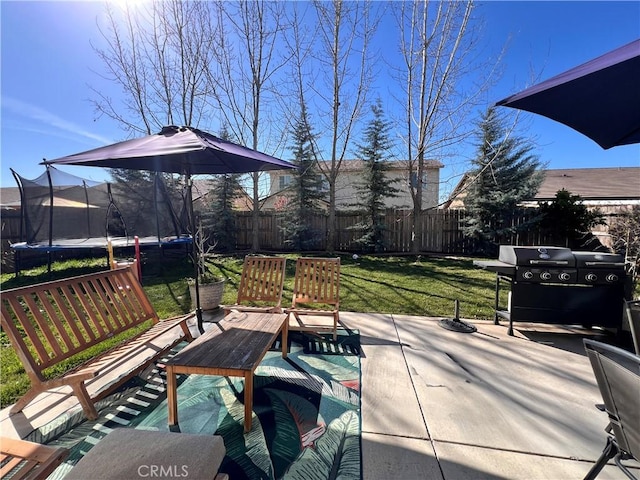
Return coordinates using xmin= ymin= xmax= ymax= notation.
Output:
xmin=263 ymin=159 xmax=443 ymax=211
xmin=527 ymin=167 xmax=640 ymax=213
xmin=0 ymin=187 xmax=22 ymax=209
xmin=444 ymin=166 xmax=640 ymax=246
xmin=192 ymin=178 xmax=253 ymax=211
xmin=445 ymin=167 xmax=640 ymax=211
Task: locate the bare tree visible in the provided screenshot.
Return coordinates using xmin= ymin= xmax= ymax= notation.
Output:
xmin=208 ymin=0 xmax=290 ymax=252
xmin=396 ymin=0 xmax=499 ymax=253
xmin=308 ymin=0 xmax=381 ymax=252
xmin=92 ymin=1 xmax=216 ymax=136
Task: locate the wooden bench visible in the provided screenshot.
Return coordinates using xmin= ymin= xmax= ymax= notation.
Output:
xmin=0 ymin=267 xmax=194 ymax=420
xmin=0 ymin=436 xmax=69 ymax=480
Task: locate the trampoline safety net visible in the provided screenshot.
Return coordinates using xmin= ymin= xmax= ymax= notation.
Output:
xmin=11 ymin=166 xmax=190 ymax=250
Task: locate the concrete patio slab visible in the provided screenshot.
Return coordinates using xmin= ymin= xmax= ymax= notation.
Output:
xmin=394 ymin=316 xmax=605 ymax=457
xmin=435 ymin=441 xmax=629 ymax=480
xmin=362 ymin=432 xmax=441 ymax=480
xmin=2 ymin=311 xmax=638 ymax=479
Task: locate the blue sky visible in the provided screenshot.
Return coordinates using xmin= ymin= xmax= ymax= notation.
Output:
xmin=1 ymin=1 xmax=639 ymax=195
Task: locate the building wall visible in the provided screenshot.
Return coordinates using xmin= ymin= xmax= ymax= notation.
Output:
xmin=265 ymin=163 xmax=442 ymax=211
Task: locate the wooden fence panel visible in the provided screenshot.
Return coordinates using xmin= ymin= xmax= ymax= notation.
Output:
xmin=230 ymin=209 xmax=484 ymax=253
xmin=229 ymin=206 xmax=624 ymax=253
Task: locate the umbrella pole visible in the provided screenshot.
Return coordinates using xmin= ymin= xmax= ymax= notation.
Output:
xmin=187 ymin=175 xmax=204 ymax=333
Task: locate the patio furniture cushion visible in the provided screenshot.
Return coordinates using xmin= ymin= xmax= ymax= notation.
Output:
xmin=64 ymin=429 xmax=226 ymax=480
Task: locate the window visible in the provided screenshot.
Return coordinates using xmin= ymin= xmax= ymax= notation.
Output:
xmin=279 ymin=175 xmax=292 ymax=190
xmin=410 ymin=172 xmax=428 ymax=188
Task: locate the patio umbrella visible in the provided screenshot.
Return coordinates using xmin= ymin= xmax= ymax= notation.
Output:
xmin=43 ymin=125 xmax=296 ymax=332
xmin=496 ymin=39 xmax=640 ymax=149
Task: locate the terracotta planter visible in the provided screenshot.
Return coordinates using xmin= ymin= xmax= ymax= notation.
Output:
xmin=189 ymin=279 xmax=225 ymax=311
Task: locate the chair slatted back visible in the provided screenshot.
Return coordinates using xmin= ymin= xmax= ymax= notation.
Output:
xmin=236 ymin=256 xmax=287 ymax=310
xmin=0 ymin=268 xmax=158 ymax=381
xmin=291 ymin=257 xmax=340 ymax=309
xmin=584 ymin=339 xmax=640 ymax=460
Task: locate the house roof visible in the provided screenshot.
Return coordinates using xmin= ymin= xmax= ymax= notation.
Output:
xmin=444 ymin=166 xmax=640 ymax=209
xmin=0 ymin=187 xmax=21 ymax=207
xmin=191 ymin=178 xmax=253 ymax=211
xmin=533 ymin=167 xmax=640 ymax=200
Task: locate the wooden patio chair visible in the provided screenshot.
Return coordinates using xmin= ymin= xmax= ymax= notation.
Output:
xmin=222 ymin=256 xmax=287 ymax=315
xmin=0 ymin=437 xmax=69 ymax=480
xmin=287 ymin=257 xmax=341 ymax=340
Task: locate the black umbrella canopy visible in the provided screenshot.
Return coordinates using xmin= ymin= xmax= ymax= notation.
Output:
xmin=496 ymin=39 xmax=640 ymax=149
xmin=42 ymin=125 xmax=295 ymax=333
xmin=42 ymin=125 xmax=295 ymax=174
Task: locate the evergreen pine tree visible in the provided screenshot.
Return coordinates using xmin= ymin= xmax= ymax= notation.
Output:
xmin=462 ymin=107 xmax=544 ymax=254
xmin=538 ymin=189 xmax=605 ymax=249
xmin=280 ymin=105 xmax=326 ymax=251
xmin=352 ymin=99 xmax=399 ymax=253
xmin=201 ymin=126 xmax=243 ymax=252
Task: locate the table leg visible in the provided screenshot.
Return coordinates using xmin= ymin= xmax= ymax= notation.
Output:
xmin=167 ymin=366 xmax=178 ymax=427
xmin=281 ymin=318 xmax=288 ymax=359
xmin=244 ymin=371 xmax=253 ymax=432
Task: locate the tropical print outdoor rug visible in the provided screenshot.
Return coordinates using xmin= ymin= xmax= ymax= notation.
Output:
xmin=31 ymin=329 xmax=361 ymax=480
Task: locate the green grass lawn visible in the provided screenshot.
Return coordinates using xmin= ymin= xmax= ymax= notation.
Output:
xmin=0 ymin=253 xmax=496 ymax=408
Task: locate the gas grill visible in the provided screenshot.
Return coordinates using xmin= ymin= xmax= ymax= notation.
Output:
xmin=474 ymin=246 xmax=626 ymax=335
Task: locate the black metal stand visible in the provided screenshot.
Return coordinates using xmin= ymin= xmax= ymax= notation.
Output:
xmin=438 ymin=300 xmax=477 ymax=333
xmin=185 ymin=175 xmax=204 ymax=334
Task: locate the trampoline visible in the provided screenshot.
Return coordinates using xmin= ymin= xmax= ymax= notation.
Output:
xmin=10 ymin=236 xmax=192 ymax=251
xmin=10 ymin=166 xmax=192 ymax=273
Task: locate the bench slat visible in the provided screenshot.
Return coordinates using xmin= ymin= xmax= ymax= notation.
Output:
xmin=59 ymin=283 xmax=99 ymax=342
xmin=101 ymin=277 xmax=134 ymax=329
xmin=49 ymin=287 xmax=91 ymax=348
xmin=112 ymin=269 xmax=155 ymax=321
xmin=75 ymin=278 xmax=110 ymax=337
xmin=3 ymin=296 xmax=52 ymax=368
xmin=107 ymin=271 xmax=142 ymax=321
xmin=22 ymin=293 xmax=65 ymax=360
xmin=39 ymin=290 xmax=77 ymax=354
xmin=82 ymin=278 xmax=117 ymax=334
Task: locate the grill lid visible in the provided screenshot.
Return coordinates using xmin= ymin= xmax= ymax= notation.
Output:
xmin=498 ymin=246 xmax=576 ymax=267
xmin=573 ymin=251 xmax=625 ymax=269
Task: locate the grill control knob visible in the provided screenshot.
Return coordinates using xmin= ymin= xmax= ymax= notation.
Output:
xmin=540 ymin=272 xmax=552 ymax=281
xmin=523 ymin=271 xmax=534 ymax=280
xmin=586 ymin=273 xmax=598 ymax=282
xmin=558 ymin=272 xmax=571 ymax=281
xmin=606 ymin=274 xmax=619 ymax=283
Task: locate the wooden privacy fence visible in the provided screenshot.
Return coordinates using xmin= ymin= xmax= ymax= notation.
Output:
xmin=233 ymin=209 xmax=475 ymax=253
xmin=231 ymin=208 xmax=613 ymax=253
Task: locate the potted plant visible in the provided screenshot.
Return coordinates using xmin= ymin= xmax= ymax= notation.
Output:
xmin=187 ymin=218 xmax=225 ymax=311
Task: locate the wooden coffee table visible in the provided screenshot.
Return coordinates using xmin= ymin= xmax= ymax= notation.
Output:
xmin=166 ymin=311 xmax=288 ymax=432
